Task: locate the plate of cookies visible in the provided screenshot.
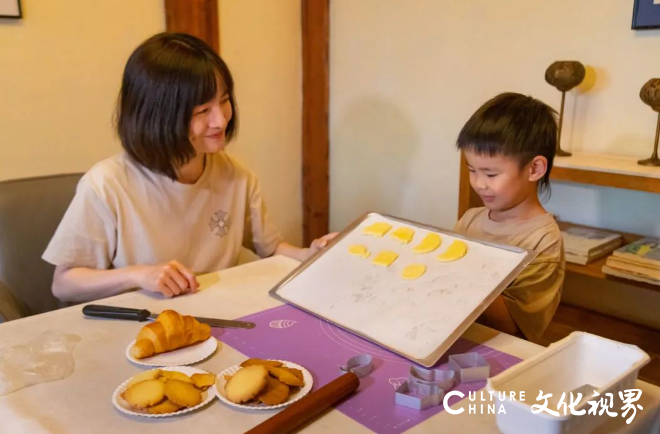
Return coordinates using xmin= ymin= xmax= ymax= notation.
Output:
xmin=215 ymin=358 xmax=313 ymax=410
xmin=113 ymin=366 xmax=217 ymax=417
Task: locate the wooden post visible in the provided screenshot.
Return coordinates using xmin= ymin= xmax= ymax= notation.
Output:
xmin=301 ymin=0 xmax=330 ymax=245
xmin=164 ymin=0 xmax=219 ymax=53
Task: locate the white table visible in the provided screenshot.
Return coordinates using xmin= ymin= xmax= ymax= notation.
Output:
xmin=0 ymin=256 xmax=659 ymax=434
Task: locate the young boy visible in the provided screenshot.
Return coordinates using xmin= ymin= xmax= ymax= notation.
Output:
xmin=454 ymin=92 xmax=565 ymax=343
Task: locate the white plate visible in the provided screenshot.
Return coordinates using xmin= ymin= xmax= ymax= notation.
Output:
xmin=215 ymin=360 xmax=313 ymax=410
xmin=126 ymin=337 xmax=218 ymax=367
xmin=113 ymin=366 xmax=216 ymax=418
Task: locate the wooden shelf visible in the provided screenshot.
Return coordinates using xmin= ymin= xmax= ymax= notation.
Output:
xmin=559 ymin=221 xmax=660 ymax=293
xmin=552 ymin=152 xmax=660 ymax=194
xmin=565 ymin=258 xmax=660 ymax=293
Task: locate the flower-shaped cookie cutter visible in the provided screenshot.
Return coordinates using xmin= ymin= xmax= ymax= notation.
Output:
xmin=339 ymin=354 xmax=373 ymax=378
xmin=448 ymin=352 xmax=490 ymax=383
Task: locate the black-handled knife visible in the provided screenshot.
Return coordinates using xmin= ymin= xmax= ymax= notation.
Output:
xmin=82 ymin=304 xmax=256 ymax=329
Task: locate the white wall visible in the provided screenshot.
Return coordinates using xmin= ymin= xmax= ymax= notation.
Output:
xmin=0 ymin=0 xmax=164 ymax=180
xmin=0 ymin=0 xmax=304 ymax=246
xmin=330 ymin=0 xmax=660 ymax=237
xmin=220 ymin=0 xmax=303 ymax=245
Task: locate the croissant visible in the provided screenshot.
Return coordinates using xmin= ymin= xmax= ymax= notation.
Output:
xmin=130 ymin=310 xmax=211 ymax=359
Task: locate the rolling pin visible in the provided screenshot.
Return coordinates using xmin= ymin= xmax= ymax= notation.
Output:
xmin=245 ymin=372 xmax=360 ymax=434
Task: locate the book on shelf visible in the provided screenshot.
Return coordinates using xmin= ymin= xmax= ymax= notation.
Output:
xmin=561 ymin=226 xmax=623 ymax=265
xmin=602 ymin=265 xmax=660 ymax=286
xmin=604 ymin=257 xmax=660 ymax=280
xmin=602 ymin=237 xmax=660 ymax=286
xmin=611 ymin=237 xmax=660 ymax=268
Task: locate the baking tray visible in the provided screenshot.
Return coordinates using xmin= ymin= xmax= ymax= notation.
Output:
xmin=270 ymin=212 xmax=535 ymax=367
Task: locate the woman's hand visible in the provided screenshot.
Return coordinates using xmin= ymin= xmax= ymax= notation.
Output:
xmin=133 ymin=260 xmax=200 ymax=298
xmin=309 ymin=232 xmax=339 ymax=256
xmin=53 ymin=261 xmax=199 ymax=303
xmin=274 ymin=232 xmax=339 ymax=262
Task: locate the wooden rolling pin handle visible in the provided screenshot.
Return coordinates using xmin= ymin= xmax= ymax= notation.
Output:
xmin=245 ymin=372 xmax=360 ymax=434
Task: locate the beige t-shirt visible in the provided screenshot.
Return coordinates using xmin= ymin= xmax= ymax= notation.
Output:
xmin=454 ymin=207 xmax=565 ymax=342
xmin=43 ymin=152 xmax=283 ymax=274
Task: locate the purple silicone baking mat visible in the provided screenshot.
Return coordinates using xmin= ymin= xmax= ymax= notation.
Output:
xmin=213 ymin=305 xmax=522 ymax=434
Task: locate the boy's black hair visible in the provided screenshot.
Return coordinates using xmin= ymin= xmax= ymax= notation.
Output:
xmin=116 ymin=32 xmax=238 ymax=180
xmin=456 ymin=92 xmax=557 ymax=194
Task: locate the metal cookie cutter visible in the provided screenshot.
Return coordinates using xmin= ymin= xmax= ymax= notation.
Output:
xmin=409 ymin=366 xmax=455 ymax=390
xmin=448 ymin=352 xmax=490 ymax=383
xmin=340 ymin=354 xmax=373 ymax=378
xmin=395 ymin=366 xmax=455 ymax=410
xmin=395 ymin=379 xmax=445 ymax=410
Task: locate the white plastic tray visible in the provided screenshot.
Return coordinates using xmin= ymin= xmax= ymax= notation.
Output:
xmin=486 ymin=332 xmax=650 ymax=434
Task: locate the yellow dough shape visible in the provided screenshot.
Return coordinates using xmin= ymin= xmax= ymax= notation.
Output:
xmin=402 ymin=264 xmax=426 ymax=280
xmin=412 ymin=233 xmax=442 ymax=254
xmin=348 ymin=244 xmax=370 ymax=258
xmin=363 ymin=222 xmax=392 ymax=237
xmin=372 ymin=251 xmax=399 ymax=267
xmin=391 ymin=227 xmax=415 ymax=245
xmin=437 ymin=240 xmax=468 ymax=262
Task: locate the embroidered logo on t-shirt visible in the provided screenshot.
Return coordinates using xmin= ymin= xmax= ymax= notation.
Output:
xmin=209 ymin=210 xmax=231 ymax=237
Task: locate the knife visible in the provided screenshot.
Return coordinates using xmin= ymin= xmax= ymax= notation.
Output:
xmin=82 ymin=304 xmax=256 ymax=329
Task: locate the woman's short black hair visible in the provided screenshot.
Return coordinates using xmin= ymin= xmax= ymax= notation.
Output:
xmin=116 ymin=32 xmax=238 ymax=180
xmin=456 ymin=92 xmax=557 ymax=194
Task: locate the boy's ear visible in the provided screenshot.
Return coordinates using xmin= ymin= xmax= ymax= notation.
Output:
xmin=528 ymin=156 xmax=548 ymax=182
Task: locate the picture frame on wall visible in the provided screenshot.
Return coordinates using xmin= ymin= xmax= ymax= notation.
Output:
xmin=632 ymin=0 xmax=660 ymax=30
xmin=0 ymin=0 xmax=21 ymax=19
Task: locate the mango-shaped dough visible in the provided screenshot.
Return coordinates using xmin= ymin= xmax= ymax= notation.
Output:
xmin=372 ymin=251 xmax=399 ymax=267
xmin=412 ymin=233 xmax=442 ymax=254
xmin=391 ymin=227 xmax=415 ymax=245
xmin=348 ymin=244 xmax=370 ymax=258
xmin=363 ymin=222 xmax=392 ymax=237
xmin=436 ymin=240 xmax=468 ymax=262
xmin=402 ymin=264 xmax=426 ymax=280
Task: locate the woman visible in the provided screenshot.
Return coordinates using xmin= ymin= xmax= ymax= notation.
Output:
xmin=43 ymin=33 xmax=334 ymax=302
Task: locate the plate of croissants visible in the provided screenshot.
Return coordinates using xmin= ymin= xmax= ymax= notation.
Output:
xmin=113 ymin=366 xmax=216 ymax=417
xmin=215 ymin=358 xmax=313 ymax=410
xmin=126 ymin=310 xmax=218 ymax=367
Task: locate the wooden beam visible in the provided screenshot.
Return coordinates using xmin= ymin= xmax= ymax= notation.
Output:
xmin=301 ymin=0 xmax=330 ymax=245
xmin=165 ymin=0 xmax=219 ymax=53
xmin=551 ymin=166 xmax=660 ymax=194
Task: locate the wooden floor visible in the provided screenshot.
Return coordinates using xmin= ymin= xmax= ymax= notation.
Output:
xmin=539 ymin=304 xmax=660 ymax=387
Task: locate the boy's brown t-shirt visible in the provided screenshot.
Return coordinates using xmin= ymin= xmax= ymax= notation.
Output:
xmin=454 ymin=207 xmax=565 ymax=342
